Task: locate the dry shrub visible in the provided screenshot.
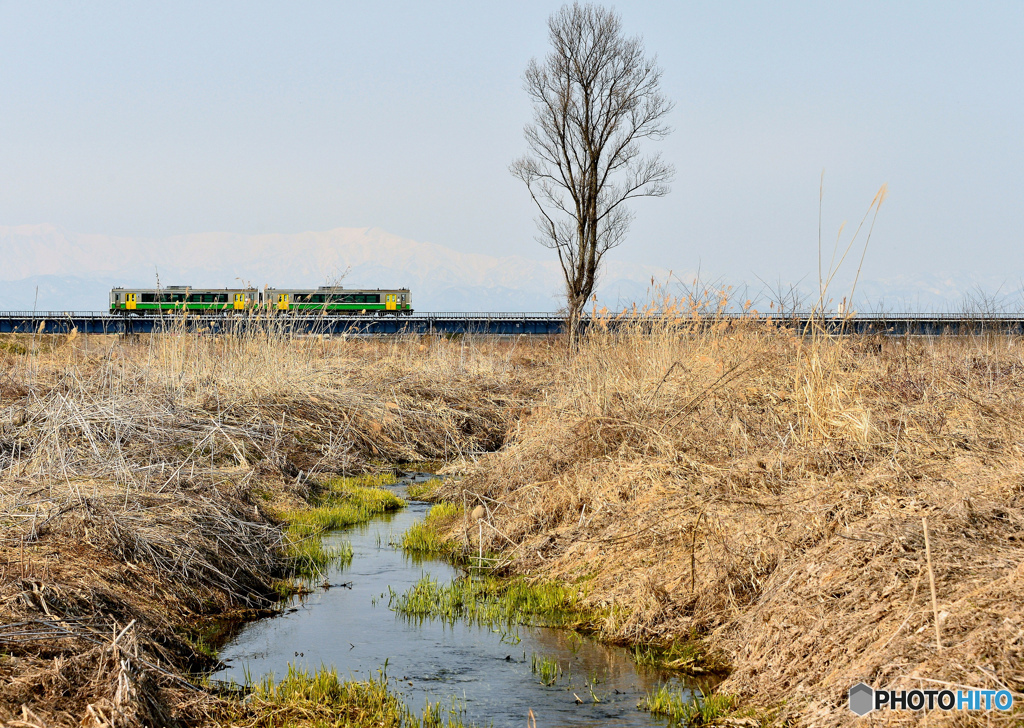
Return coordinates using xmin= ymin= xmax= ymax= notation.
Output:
xmin=0 ymin=329 xmax=537 ymax=726
xmin=439 ymin=312 xmax=1024 ymax=726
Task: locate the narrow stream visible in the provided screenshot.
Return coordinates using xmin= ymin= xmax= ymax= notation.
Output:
xmin=214 ymin=474 xmax=700 ymax=726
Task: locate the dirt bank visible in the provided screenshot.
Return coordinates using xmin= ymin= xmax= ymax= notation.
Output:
xmin=0 ymin=332 xmax=540 ymax=726
xmin=437 ymin=319 xmax=1024 ymax=726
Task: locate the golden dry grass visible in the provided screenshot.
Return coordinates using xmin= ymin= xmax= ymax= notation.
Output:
xmin=434 ymin=313 xmax=1024 ymax=727
xmin=0 ymin=330 xmax=539 ymax=726
xmin=2 ymin=317 xmax=1023 ymax=727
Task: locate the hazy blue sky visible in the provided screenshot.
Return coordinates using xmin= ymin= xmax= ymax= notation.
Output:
xmin=1 ymin=1 xmax=1021 ymax=296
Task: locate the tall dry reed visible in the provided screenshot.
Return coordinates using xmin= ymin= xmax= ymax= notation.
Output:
xmin=437 ymin=304 xmax=1024 ymax=727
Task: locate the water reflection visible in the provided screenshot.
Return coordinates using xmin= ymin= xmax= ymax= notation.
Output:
xmin=214 ymin=476 xmax=698 ymax=726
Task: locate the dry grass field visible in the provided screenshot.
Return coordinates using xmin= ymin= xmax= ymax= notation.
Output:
xmin=435 ymin=311 xmax=1024 ymax=726
xmin=1 ymin=315 xmax=1022 ymax=727
xmin=0 ymin=330 xmax=538 ymax=726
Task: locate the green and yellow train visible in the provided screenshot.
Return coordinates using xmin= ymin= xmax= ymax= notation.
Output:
xmin=109 ymin=286 xmax=412 ymax=315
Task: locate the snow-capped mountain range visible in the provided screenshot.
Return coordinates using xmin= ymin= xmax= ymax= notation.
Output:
xmin=0 ymin=224 xmax=662 ymax=311
xmin=0 ymin=224 xmax=1017 ymax=313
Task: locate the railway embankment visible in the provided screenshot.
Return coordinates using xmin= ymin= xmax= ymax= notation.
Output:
xmin=1 ymin=320 xmax=1022 ymax=727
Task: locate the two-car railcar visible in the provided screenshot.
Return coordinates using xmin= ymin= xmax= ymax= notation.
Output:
xmin=109 ymin=286 xmax=412 ymax=315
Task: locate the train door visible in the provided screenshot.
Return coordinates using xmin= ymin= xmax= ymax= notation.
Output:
xmin=126 ymin=293 xmax=136 ymax=311
xmin=233 ymin=293 xmax=245 ymax=310
xmin=385 ymin=293 xmax=397 ymax=311
xmin=278 ymin=293 xmax=289 ymax=311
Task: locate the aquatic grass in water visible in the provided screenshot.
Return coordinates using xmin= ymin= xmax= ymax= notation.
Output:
xmin=215 ymin=663 xmax=472 ymax=728
xmin=640 ymin=685 xmax=736 ymax=726
xmin=406 ymin=476 xmax=444 ymax=501
xmin=282 ymin=535 xmax=353 ymax=579
xmin=281 ymin=475 xmax=403 ymax=579
xmin=631 ymin=639 xmax=723 ymax=673
xmin=399 ymin=501 xmax=462 ymax=559
xmin=389 ymin=573 xmax=599 ymax=630
xmin=530 ymin=653 xmax=563 ymax=686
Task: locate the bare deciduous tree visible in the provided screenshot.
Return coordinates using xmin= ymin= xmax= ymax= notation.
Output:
xmin=511 ymin=2 xmax=673 ymax=332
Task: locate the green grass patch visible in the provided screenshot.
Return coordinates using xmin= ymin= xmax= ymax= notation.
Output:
xmin=279 ymin=473 xmax=404 ymax=580
xmin=0 ymin=340 xmax=28 ymax=355
xmin=389 ymin=573 xmax=600 ymax=630
xmin=181 ymin=629 xmax=220 ymax=662
xmin=333 ymin=472 xmax=399 ymax=489
xmin=632 ymin=638 xmax=725 ymax=674
xmin=406 ymin=476 xmax=444 ymax=501
xmin=399 ymin=501 xmax=463 ymax=560
xmin=282 ymin=536 xmax=353 ymax=580
xmin=214 ymin=664 xmax=471 ymax=728
xmin=530 ymin=653 xmax=563 ymax=686
xmin=283 ymin=474 xmax=404 ymax=536
xmin=640 ymin=686 xmax=737 ymax=726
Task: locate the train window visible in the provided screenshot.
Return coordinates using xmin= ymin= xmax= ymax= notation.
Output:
xmin=141 ymin=293 xmax=155 ymax=303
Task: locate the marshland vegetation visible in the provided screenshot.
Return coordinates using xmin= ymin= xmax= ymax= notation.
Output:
xmin=389 ymin=573 xmax=597 ymax=631
xmin=1 ymin=310 xmax=1022 ymax=726
xmin=282 ymin=474 xmax=404 ymax=579
xmin=0 ymin=330 xmax=532 ymax=725
xmin=212 ymin=665 xmax=471 ymax=728
xmin=426 ymin=308 xmax=1024 ymax=726
xmin=640 ymin=685 xmax=737 ymax=726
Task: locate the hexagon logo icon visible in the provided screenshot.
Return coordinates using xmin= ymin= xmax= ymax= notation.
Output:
xmin=849 ymin=682 xmax=874 ymax=716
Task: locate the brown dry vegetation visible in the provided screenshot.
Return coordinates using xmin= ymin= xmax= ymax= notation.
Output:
xmin=0 ymin=330 xmax=538 ymax=727
xmin=2 ymin=318 xmax=1022 ymax=727
xmin=435 ymin=314 xmax=1024 ymax=727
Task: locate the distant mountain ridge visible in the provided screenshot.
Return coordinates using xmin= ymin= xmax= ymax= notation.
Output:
xmin=0 ymin=224 xmax=662 ymax=311
xmin=0 ymin=224 xmax=1013 ymax=312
